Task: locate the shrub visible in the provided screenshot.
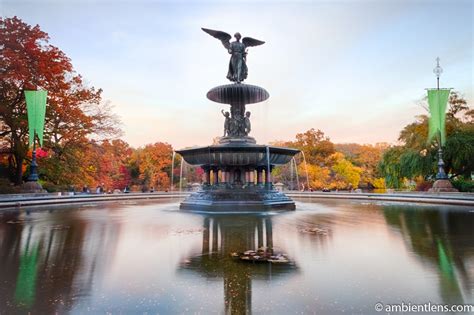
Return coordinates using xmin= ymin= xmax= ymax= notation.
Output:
xmin=451 ymin=179 xmax=474 ymax=192
xmin=42 ymin=182 xmax=67 ymax=193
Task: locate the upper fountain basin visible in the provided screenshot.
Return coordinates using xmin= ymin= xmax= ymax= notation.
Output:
xmin=207 ymin=84 xmax=269 ymax=104
xmin=176 ymin=144 xmax=299 ymax=167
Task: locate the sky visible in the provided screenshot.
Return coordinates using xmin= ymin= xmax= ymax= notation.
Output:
xmin=2 ymin=0 xmax=473 ymax=149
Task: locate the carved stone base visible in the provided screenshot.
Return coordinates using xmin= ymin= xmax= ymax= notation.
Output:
xmin=218 ymin=136 xmax=256 ymax=145
xmin=180 ymin=186 xmax=295 ymax=212
xmin=21 ymin=181 xmax=44 ymax=193
xmin=428 ymin=179 xmax=459 ymax=193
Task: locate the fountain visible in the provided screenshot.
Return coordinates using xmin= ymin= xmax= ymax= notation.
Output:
xmin=176 ymin=28 xmax=299 ymax=211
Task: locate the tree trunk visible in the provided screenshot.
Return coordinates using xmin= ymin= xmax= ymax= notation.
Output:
xmin=14 ymin=154 xmax=23 ymax=185
xmin=7 ymin=154 xmax=15 ymax=182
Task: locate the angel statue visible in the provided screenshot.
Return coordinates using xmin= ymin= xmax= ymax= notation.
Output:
xmin=202 ymin=28 xmax=265 ymax=83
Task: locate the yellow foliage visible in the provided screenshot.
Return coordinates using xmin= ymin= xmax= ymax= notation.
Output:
xmin=371 ymin=177 xmax=386 ymax=189
xmin=298 ymin=163 xmax=330 ymax=190
xmin=329 ymin=153 xmax=362 ymax=189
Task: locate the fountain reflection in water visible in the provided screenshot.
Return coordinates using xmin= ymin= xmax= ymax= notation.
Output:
xmin=179 ymin=214 xmax=297 ymax=314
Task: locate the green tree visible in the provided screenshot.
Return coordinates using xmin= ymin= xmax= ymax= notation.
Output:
xmin=379 ymin=91 xmax=473 ymax=188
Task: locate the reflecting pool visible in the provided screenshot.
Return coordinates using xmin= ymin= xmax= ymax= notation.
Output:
xmin=0 ymin=199 xmax=473 ymax=314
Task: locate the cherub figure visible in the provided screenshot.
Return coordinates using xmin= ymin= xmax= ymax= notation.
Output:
xmin=244 ymin=111 xmax=251 ymax=135
xmin=221 ymin=109 xmax=231 ymax=137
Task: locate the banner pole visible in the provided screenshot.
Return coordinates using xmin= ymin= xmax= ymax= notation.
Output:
xmin=27 ymin=130 xmax=39 ymax=182
xmin=433 ymin=57 xmax=448 ymax=180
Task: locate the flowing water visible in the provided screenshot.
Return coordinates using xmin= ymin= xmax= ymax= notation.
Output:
xmin=266 ymin=146 xmax=271 ymax=183
xmin=0 ymin=199 xmax=473 ymax=314
xmin=170 ymin=151 xmax=176 ymax=192
xmin=179 ymin=157 xmax=185 ymax=193
xmin=300 ymin=151 xmax=311 ymax=191
xmin=292 ymin=157 xmax=300 ymax=191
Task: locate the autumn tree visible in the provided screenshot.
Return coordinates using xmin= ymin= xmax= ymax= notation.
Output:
xmin=272 ymin=137 xmax=365 ymax=190
xmin=327 ymin=152 xmax=362 ymax=189
xmin=303 ymin=163 xmax=330 ymax=190
xmin=83 ymin=140 xmax=132 ymax=190
xmin=129 ymin=142 xmax=173 ymax=190
xmin=335 ymin=143 xmax=388 ymax=188
xmin=293 ymin=129 xmax=335 ymax=165
xmin=0 ymin=16 xmax=119 ymax=185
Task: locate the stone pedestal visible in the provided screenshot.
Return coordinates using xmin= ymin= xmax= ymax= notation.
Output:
xmin=180 ymin=186 xmax=296 ymax=212
xmin=218 ymin=136 xmax=256 ymax=145
xmin=21 ymin=181 xmax=44 ymax=193
xmin=428 ymin=179 xmax=458 ymax=193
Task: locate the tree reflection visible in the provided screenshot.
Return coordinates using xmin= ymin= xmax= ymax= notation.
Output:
xmin=383 ymin=206 xmax=473 ymax=304
xmin=0 ymin=207 xmax=121 ymax=313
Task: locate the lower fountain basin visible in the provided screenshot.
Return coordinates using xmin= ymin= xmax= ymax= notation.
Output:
xmin=176 ymin=144 xmax=299 ymax=167
xmin=176 ymin=141 xmax=299 ymax=212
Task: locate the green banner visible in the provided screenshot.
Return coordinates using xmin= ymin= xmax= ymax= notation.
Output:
xmin=24 ymin=90 xmax=47 ymax=147
xmin=427 ymin=89 xmax=450 ymax=145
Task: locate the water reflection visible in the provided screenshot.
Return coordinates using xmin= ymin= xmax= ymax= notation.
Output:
xmin=0 ymin=207 xmax=121 ymax=314
xmin=383 ymin=205 xmax=474 ymax=305
xmin=0 ymin=201 xmax=472 ymax=314
xmin=179 ymin=215 xmax=298 ymax=314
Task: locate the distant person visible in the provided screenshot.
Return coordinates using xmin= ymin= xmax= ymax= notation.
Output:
xmin=96 ymin=185 xmax=101 ymax=194
xmin=82 ymin=185 xmax=89 ymax=194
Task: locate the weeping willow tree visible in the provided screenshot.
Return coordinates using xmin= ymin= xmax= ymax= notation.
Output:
xmin=379 ymin=91 xmax=473 ymax=189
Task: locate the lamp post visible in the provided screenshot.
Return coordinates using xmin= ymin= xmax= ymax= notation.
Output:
xmin=433 ymin=57 xmax=448 ymax=180
xmin=22 ymin=89 xmax=47 ymax=192
xmin=27 ymin=134 xmax=39 ymax=181
xmin=427 ymin=58 xmax=458 ymax=192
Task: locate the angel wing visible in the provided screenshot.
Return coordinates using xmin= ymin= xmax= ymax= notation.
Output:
xmin=242 ymin=37 xmax=265 ymax=48
xmin=202 ymin=28 xmax=232 ymax=49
